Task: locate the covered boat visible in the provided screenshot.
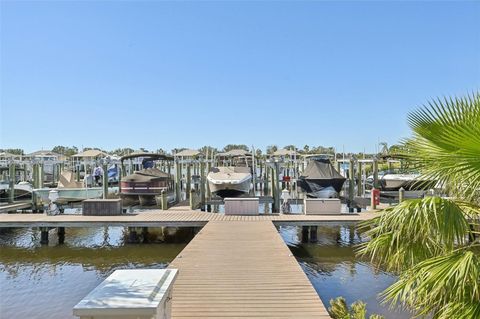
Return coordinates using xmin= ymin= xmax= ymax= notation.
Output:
xmin=297 ymin=159 xmax=346 ymax=198
xmin=119 ymin=153 xmax=174 ymax=206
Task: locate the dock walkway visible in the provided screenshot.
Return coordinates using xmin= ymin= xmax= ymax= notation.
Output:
xmin=0 ymin=210 xmax=379 ymax=318
xmin=169 ymin=220 xmax=330 ymax=318
xmin=0 ymin=210 xmax=376 ymax=228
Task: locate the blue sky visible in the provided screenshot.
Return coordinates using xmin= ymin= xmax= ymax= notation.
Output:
xmin=1 ymin=1 xmax=479 ymax=154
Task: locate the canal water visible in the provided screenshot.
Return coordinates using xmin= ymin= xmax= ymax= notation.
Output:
xmin=1 ymin=225 xmax=408 ymax=318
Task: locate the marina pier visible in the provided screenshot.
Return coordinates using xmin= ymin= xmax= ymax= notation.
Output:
xmin=0 ymin=209 xmax=376 ymax=318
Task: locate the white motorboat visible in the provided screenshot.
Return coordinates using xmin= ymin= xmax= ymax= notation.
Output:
xmin=207 ymin=149 xmax=253 ymax=198
xmin=207 ymin=166 xmax=252 ymax=197
xmin=0 ymin=181 xmax=33 ymax=200
xmin=366 ymin=171 xmax=434 ymax=191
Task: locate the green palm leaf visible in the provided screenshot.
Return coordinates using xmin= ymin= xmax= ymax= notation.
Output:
xmin=358 ymin=91 xmax=480 ymax=318
xmin=402 ymin=92 xmax=480 ymax=202
xmin=381 ymin=249 xmax=480 ymax=318
xmin=358 ymin=197 xmax=474 ymax=271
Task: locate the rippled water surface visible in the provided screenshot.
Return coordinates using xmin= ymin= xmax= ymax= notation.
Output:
xmin=280 ymin=225 xmax=409 ymax=318
xmin=1 ymin=224 xmax=408 ymax=318
xmin=0 ymin=227 xmax=188 ymax=319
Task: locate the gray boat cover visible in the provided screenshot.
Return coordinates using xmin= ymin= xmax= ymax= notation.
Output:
xmin=298 ymin=159 xmax=346 ymax=194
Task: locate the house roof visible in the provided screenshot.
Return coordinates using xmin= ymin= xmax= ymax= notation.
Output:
xmin=0 ymin=152 xmax=22 ymax=158
xmin=272 ymin=149 xmax=297 ymax=156
xmin=73 ymin=150 xmax=108 ymax=158
xmin=175 ymin=149 xmax=203 ymax=157
xmin=28 ymin=150 xmax=61 ymax=157
xmin=216 ymin=149 xmax=251 ymax=157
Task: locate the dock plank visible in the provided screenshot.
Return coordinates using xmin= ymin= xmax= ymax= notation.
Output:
xmin=0 ymin=210 xmax=377 ymax=228
xmin=168 ymin=221 xmax=331 ymax=318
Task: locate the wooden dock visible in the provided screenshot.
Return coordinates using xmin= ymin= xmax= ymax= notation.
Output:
xmin=0 ymin=210 xmax=379 ymax=318
xmin=169 ymin=220 xmax=330 ymax=318
xmin=0 ymin=210 xmax=377 ymax=228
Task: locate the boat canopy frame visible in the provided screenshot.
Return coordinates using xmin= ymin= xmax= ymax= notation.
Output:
xmin=120 ymin=153 xmax=174 ymax=164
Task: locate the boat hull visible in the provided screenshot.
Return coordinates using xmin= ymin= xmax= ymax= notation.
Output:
xmin=207 ymin=167 xmax=252 ymax=198
xmin=34 ymin=188 xmax=103 ymax=204
xmin=0 ymin=183 xmax=33 ymax=200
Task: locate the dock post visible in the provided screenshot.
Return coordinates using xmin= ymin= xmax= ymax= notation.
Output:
xmin=102 ymin=163 xmax=108 ymax=199
xmin=76 ymin=165 xmax=80 ymax=182
xmin=264 ymin=163 xmax=269 ymax=195
xmin=270 ymin=167 xmax=276 ymax=212
xmin=57 ymin=227 xmax=65 ymax=244
xmin=118 ymin=166 xmax=122 ymax=193
xmin=398 ymin=187 xmax=405 ymax=203
xmin=8 ymin=163 xmax=15 ymax=203
xmin=309 ymin=226 xmax=318 ymax=243
xmin=32 ymin=164 xmax=37 ymax=187
xmin=373 ymin=159 xmax=379 ymax=189
xmin=40 ymin=227 xmax=49 ymax=245
xmin=128 ymin=227 xmax=139 ymax=243
xmin=348 ymin=158 xmax=355 ymax=213
xmin=175 ymin=160 xmax=181 ymax=203
xmin=200 ymin=161 xmax=206 ymax=211
xmin=23 ymin=163 xmax=27 ymax=181
xmin=40 ymin=163 xmax=45 ymax=188
xmin=301 ymin=226 xmax=309 ymax=243
xmin=357 ymin=161 xmax=363 ymax=196
xmin=186 ymin=163 xmax=191 ymax=197
xmin=189 ymin=189 xmax=196 ymax=210
xmin=274 ymin=163 xmax=281 ymax=214
xmin=142 ymin=227 xmax=149 ymax=243
xmin=161 ymin=189 xmax=168 ymax=210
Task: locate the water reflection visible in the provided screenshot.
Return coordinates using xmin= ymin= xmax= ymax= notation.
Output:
xmin=1 ymin=224 xmax=410 ymax=319
xmin=279 ymin=225 xmax=409 ymax=319
xmin=0 ymin=227 xmax=188 ymax=319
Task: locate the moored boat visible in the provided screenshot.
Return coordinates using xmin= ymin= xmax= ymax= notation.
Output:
xmin=119 ymin=153 xmax=174 ymax=206
xmin=207 ymin=149 xmax=253 ymax=198
xmin=366 ymin=170 xmax=435 ymax=191
xmin=0 ymin=181 xmax=33 ymax=201
xmin=297 ymin=158 xmax=346 ymax=198
xmin=33 ymin=170 xmax=103 ymax=204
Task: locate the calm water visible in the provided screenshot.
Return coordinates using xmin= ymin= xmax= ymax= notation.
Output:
xmin=1 ymin=224 xmax=408 ymax=318
xmin=280 ymin=225 xmax=409 ymax=318
xmin=0 ymin=227 xmax=188 ymax=319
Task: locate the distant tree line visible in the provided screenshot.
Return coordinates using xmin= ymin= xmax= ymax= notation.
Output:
xmin=4 ymin=143 xmax=403 ymax=159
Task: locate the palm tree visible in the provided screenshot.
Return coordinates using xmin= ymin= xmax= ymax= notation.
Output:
xmin=358 ymin=92 xmax=480 ymax=318
xmin=329 ymin=297 xmax=384 ymax=319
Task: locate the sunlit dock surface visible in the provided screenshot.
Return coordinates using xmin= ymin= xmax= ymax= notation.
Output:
xmin=0 ymin=210 xmax=377 ymax=318
xmin=0 ymin=210 xmax=377 ymax=228
xmin=168 ymin=220 xmax=331 ymax=318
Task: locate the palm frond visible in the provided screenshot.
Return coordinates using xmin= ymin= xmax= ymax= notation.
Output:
xmin=358 ymin=197 xmax=473 ymax=271
xmin=329 ymin=297 xmax=350 ymax=319
xmin=381 ymin=249 xmax=480 ymax=318
xmin=402 ymin=92 xmax=480 ymax=202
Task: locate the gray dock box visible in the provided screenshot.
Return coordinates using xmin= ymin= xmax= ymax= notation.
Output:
xmin=82 ymin=199 xmax=122 ymax=216
xmin=304 ymin=198 xmax=342 ymax=215
xmin=224 ymin=198 xmax=259 ymax=215
xmin=73 ymin=269 xmax=178 ymax=319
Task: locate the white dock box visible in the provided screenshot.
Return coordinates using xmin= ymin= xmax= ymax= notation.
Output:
xmin=73 ymin=269 xmax=178 ymax=319
xmin=224 ymin=197 xmax=259 ymax=215
xmin=304 ymin=198 xmax=342 ymax=215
